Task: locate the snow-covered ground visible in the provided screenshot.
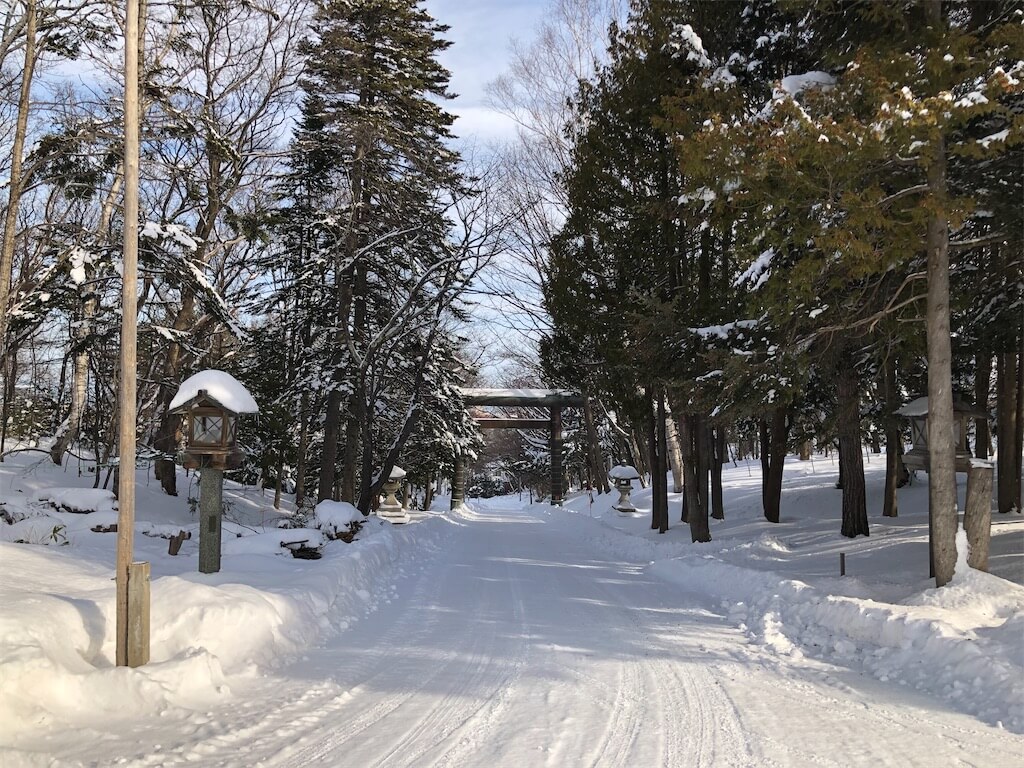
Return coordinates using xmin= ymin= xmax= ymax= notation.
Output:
xmin=0 ymin=448 xmax=1021 ymax=766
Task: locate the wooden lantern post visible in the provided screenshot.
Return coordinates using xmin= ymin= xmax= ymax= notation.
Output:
xmin=170 ymin=376 xmax=257 ymax=574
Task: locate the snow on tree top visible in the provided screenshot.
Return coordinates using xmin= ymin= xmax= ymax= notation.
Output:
xmin=690 ymin=319 xmax=758 ymax=340
xmin=780 ymin=71 xmax=836 ymax=96
xmin=169 ymin=370 xmax=259 ymax=413
xmin=608 ymin=464 xmax=640 ymax=480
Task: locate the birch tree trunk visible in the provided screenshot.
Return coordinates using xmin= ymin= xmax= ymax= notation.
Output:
xmin=50 ymin=283 xmax=98 ymax=464
xmin=0 ymin=0 xmax=36 ymax=372
xmin=665 ymin=408 xmax=684 ymax=493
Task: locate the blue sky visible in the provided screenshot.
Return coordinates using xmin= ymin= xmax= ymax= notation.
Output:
xmin=424 ymin=0 xmax=550 ymax=144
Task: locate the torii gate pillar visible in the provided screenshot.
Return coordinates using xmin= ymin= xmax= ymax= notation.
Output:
xmin=451 ymin=453 xmax=466 ymax=510
xmin=550 ymin=406 xmax=563 ymax=505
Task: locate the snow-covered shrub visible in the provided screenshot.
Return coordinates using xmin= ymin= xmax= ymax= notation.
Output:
xmin=1 ymin=515 xmax=70 ymax=545
xmin=313 ymin=500 xmax=364 ymax=542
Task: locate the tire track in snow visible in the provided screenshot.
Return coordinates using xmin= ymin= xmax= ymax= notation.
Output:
xmin=269 ymin=552 xmax=479 ymax=766
xmin=273 ymin=523 xmax=533 ymax=767
xmin=143 ymin=545 xmax=449 ymax=767
xmin=428 ymin=556 xmax=532 ymax=768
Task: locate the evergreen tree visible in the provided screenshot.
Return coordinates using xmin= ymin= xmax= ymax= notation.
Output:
xmin=298 ymin=0 xmax=484 ymax=511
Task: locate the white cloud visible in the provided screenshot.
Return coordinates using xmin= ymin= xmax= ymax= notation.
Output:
xmin=426 ymin=0 xmax=548 ymax=142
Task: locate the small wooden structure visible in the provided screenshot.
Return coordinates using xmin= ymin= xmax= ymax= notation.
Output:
xmin=896 ymin=396 xmax=988 ymax=474
xmin=458 ymin=388 xmax=585 ymax=508
xmin=171 ymin=389 xmax=245 ymax=470
xmin=170 ymin=372 xmax=258 ymax=574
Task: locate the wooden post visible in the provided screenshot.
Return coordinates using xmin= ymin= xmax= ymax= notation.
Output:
xmin=127 ymin=561 xmax=150 ymax=667
xmin=550 ymin=407 xmax=563 ymax=506
xmin=116 ymin=0 xmax=144 ymax=668
xmin=964 ymin=462 xmax=993 ymax=572
xmin=450 ymin=454 xmax=465 ymax=510
xmin=199 ymin=468 xmax=224 ymax=573
xmin=840 ymin=552 xmax=846 ymax=576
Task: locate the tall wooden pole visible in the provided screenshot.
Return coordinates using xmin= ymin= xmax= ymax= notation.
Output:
xmin=116 ymin=0 xmax=141 ymax=667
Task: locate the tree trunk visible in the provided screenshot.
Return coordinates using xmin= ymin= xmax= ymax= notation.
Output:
xmin=883 ymin=355 xmax=900 ymax=517
xmin=761 ymin=408 xmax=787 ymax=523
xmin=647 ymin=391 xmax=660 ymax=530
xmin=1015 ymin=347 xmax=1023 ymax=513
xmin=151 ymin=292 xmax=197 ymax=497
xmin=682 ymin=413 xmax=710 ymax=542
xmin=0 ymin=0 xmax=37 ymax=371
xmin=318 ymin=389 xmax=343 ymax=502
xmin=665 ymin=409 xmax=684 ymax=493
xmin=837 ymin=362 xmax=869 ymax=538
xmin=273 ymin=456 xmax=283 ymax=510
xmin=996 ymin=350 xmax=1020 ymax=513
xmin=656 ymin=393 xmax=668 ymax=533
xmin=294 ymin=392 xmax=310 ymax=508
xmin=759 ymin=417 xmax=770 ymax=506
xmin=583 ymin=394 xmax=609 ymax=494
xmin=51 ymin=284 xmax=97 ymax=464
xmin=0 ymin=351 xmax=18 ymax=459
xmin=964 ymin=463 xmax=993 ymax=572
xmin=630 ymin=429 xmax=648 ymax=488
xmin=711 ymin=426 xmax=725 ymax=520
xmin=974 ymin=350 xmax=992 ymax=459
xmin=923 ymin=111 xmax=957 ymax=585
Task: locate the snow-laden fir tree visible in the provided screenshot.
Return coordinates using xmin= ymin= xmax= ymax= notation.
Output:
xmin=297 ymin=0 xmax=483 ymax=512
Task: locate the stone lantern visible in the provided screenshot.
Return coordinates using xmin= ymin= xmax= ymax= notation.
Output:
xmin=377 ymin=465 xmax=409 ymax=524
xmin=609 ymin=461 xmax=641 ymax=515
xmin=169 ymin=370 xmax=258 ymax=573
xmin=896 ymin=396 xmax=988 ymax=474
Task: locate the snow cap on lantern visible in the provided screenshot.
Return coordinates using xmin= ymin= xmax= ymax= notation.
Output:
xmin=170 ymin=370 xmax=258 ymax=470
xmin=610 ymin=461 xmax=641 ymax=515
xmin=608 ymin=463 xmax=640 ymax=481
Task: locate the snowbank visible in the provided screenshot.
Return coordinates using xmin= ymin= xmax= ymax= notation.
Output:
xmin=563 ymin=469 xmax=1024 ymax=734
xmin=0 ymin=513 xmax=449 ymax=748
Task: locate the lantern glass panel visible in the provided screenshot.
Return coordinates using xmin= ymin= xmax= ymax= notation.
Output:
xmin=193 ymin=414 xmax=224 ymax=445
xmin=911 ymin=418 xmax=927 ymax=448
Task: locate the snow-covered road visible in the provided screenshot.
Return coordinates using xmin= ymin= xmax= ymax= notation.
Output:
xmin=106 ymin=499 xmax=1017 ymax=768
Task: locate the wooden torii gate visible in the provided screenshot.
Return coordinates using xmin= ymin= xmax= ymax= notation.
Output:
xmin=454 ymin=388 xmax=585 ymax=509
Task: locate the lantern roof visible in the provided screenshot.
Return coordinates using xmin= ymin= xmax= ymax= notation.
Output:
xmin=895 ymin=395 xmax=987 ymax=419
xmin=609 ymin=463 xmax=640 ymax=480
xmin=169 ymin=370 xmax=258 ymax=415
